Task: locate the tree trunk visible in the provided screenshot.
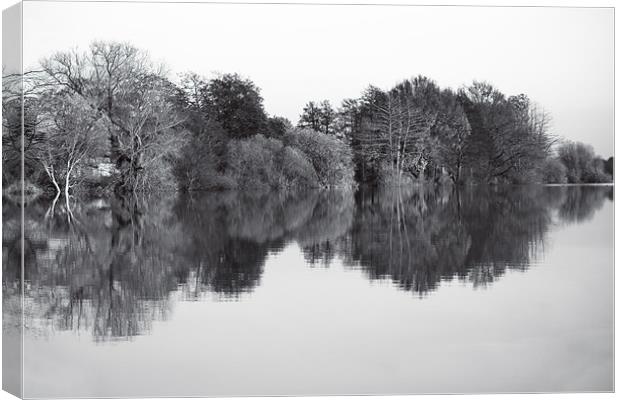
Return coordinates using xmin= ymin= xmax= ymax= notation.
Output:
xmin=51 ymin=174 xmax=61 ymax=198
xmin=43 ymin=163 xmax=62 ymax=198
xmin=64 ymin=170 xmax=71 ymax=199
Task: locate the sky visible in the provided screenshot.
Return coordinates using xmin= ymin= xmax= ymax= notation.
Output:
xmin=20 ymin=1 xmax=614 ymax=157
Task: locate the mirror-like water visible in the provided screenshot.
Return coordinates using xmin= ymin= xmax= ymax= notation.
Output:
xmin=2 ymin=185 xmax=613 ymax=397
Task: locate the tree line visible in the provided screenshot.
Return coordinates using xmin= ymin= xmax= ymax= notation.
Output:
xmin=2 ymin=41 xmax=613 ymax=197
xmin=301 ymin=79 xmax=612 ymax=186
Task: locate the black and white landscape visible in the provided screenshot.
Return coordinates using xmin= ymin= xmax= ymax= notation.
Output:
xmin=2 ymin=2 xmax=614 ymax=398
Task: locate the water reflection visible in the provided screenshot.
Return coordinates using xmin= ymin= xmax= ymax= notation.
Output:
xmin=2 ymin=185 xmax=612 ymax=341
xmin=557 ymin=185 xmax=613 ymax=223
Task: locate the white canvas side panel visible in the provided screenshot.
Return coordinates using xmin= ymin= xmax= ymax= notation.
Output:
xmin=2 ymin=2 xmax=24 ymax=399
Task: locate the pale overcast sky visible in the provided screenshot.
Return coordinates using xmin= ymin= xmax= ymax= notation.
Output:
xmin=20 ymin=1 xmax=614 ymax=157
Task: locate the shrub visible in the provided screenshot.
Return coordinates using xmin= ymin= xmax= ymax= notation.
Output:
xmin=173 ymin=121 xmax=230 ymax=191
xmin=582 ymin=168 xmax=612 ymax=184
xmin=286 ymin=128 xmax=355 ymax=188
xmin=557 ymin=141 xmax=611 ymax=183
xmin=226 ymin=135 xmax=278 ymax=190
xmin=278 ymin=146 xmax=319 ymax=188
xmin=226 ymin=134 xmax=319 ymax=190
xmin=542 ymin=158 xmax=568 ymax=184
xmin=377 ymin=162 xmax=415 ymax=187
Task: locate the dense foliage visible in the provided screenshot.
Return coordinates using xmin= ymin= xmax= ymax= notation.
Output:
xmin=2 ymin=41 xmax=612 ymax=197
xmin=554 ymin=141 xmax=612 ymax=183
xmin=285 ymin=128 xmax=354 ymax=187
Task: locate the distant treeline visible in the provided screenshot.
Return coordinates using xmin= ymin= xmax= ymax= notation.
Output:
xmin=2 ymin=41 xmax=613 ymax=196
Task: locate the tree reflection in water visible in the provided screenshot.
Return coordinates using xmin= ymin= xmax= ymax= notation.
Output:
xmin=2 ymin=185 xmax=612 ymax=341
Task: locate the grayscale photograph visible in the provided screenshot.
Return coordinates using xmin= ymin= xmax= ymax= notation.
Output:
xmin=1 ymin=1 xmax=614 ymax=398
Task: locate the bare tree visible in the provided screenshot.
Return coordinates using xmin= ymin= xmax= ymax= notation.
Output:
xmin=433 ymin=89 xmax=471 ymax=184
xmin=460 ymin=83 xmax=554 ymax=183
xmin=40 ymin=41 xmax=186 ymax=193
xmin=359 ymin=77 xmax=439 ymax=186
xmin=2 ymin=70 xmax=51 ymax=189
xmin=37 ymin=92 xmax=105 ymax=203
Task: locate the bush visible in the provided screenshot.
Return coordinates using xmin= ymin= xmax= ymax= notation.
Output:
xmin=542 ymin=158 xmax=568 ymax=184
xmin=226 ymin=135 xmax=278 ymax=190
xmin=172 ymin=121 xmax=230 ymax=191
xmin=286 ymin=128 xmax=355 ymax=188
xmin=278 ymin=146 xmax=319 ymax=188
xmin=582 ymin=168 xmax=612 ymax=184
xmin=377 ymin=162 xmax=415 ymax=187
xmin=557 ymin=141 xmax=611 ymax=183
xmin=226 ymin=134 xmax=319 ymax=190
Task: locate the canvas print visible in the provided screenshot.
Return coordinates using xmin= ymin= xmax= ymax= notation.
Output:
xmin=2 ymin=1 xmax=614 ymax=398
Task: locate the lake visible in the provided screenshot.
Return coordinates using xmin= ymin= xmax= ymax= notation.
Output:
xmin=3 ymin=185 xmax=614 ymax=397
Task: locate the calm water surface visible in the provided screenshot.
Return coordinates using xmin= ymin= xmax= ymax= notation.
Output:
xmin=3 ymin=185 xmax=613 ymax=397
